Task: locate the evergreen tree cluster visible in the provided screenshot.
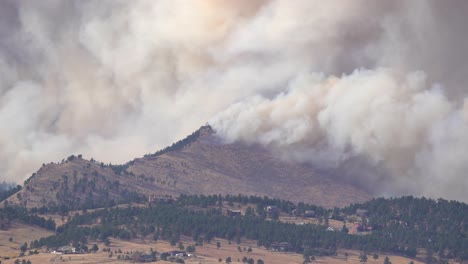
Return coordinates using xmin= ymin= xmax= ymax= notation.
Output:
xmin=26 ymin=194 xmax=467 ymax=261
xmin=343 ymin=196 xmax=468 ymax=259
xmin=143 ymin=125 xmax=210 ymax=158
xmin=0 ymin=205 xmax=55 ymax=230
xmin=0 ymin=185 xmax=21 ymax=202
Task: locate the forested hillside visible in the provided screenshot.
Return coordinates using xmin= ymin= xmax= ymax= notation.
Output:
xmin=10 ymin=194 xmax=465 ymax=264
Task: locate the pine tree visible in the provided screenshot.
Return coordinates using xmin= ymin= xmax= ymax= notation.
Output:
xmin=360 ymin=252 xmax=368 ymax=262
xmin=383 ymin=256 xmax=391 ymax=264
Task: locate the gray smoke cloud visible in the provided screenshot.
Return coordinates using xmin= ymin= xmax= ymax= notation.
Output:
xmin=1 ymin=0 xmax=468 ymax=202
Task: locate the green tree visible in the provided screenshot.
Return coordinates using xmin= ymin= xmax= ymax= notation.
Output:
xmin=303 ymin=248 xmax=314 ymax=263
xmin=20 ymin=243 xmax=28 ymax=252
xmin=186 ymin=245 xmax=196 ymax=253
xmin=383 ymin=256 xmax=391 ymax=264
xmin=160 ymin=252 xmax=169 ymax=261
xmin=217 ymin=241 xmax=221 ymax=249
xmin=360 ymin=253 xmax=368 ymax=263
xmin=341 ymin=224 xmax=349 ymax=234
xmin=373 ymin=253 xmax=379 ymax=261
xmin=270 ymin=211 xmax=279 ymax=220
xmin=226 ymin=256 xmax=232 ymax=263
xmin=245 ymin=207 xmax=255 ymax=217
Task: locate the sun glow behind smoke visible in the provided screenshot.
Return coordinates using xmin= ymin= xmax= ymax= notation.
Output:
xmin=1 ymin=0 xmax=468 ymax=201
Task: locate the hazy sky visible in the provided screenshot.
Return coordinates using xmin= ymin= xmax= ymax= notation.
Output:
xmin=1 ymin=0 xmax=468 ymax=202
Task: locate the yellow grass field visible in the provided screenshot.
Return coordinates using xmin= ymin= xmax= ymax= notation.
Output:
xmin=0 ymin=222 xmax=54 ymax=259
xmin=0 ymin=232 xmax=427 ymax=264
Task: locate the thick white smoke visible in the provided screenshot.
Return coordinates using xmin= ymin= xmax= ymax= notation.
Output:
xmin=213 ymin=69 xmax=466 ymax=198
xmin=1 ymin=0 xmax=468 ymax=201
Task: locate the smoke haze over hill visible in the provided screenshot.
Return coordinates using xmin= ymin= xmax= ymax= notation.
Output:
xmin=1 ymin=0 xmax=468 ymax=201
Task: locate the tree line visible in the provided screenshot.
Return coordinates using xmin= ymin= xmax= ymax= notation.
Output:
xmin=26 ymin=194 xmax=467 ymax=262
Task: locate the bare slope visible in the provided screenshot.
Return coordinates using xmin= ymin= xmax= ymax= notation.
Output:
xmin=128 ymin=126 xmax=371 ymax=207
xmin=8 ymin=157 xmax=174 ymax=209
xmin=9 ymin=126 xmax=371 ymax=208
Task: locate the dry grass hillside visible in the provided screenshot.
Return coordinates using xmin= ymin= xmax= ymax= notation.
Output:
xmin=8 ymin=126 xmax=371 ymax=209
xmin=128 ymin=126 xmax=371 ymax=207
xmin=0 ymin=235 xmax=426 ymax=264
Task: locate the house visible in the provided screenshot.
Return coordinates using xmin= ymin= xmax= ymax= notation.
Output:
xmin=356 ymin=209 xmax=368 ymax=217
xmin=304 ymin=210 xmax=315 ymax=218
xmin=271 ymin=242 xmax=292 ymax=252
xmin=355 ymin=223 xmax=364 ymax=232
xmin=168 ymin=251 xmax=187 ymax=257
xmin=148 ymin=195 xmax=174 ymax=204
xmin=266 ymin=206 xmax=279 ymax=217
xmin=55 ymin=246 xmax=76 ymax=254
xmin=326 ymin=226 xmax=335 ymax=232
xmin=227 ymin=209 xmax=242 ymax=217
xmin=356 ymin=224 xmax=369 ymax=232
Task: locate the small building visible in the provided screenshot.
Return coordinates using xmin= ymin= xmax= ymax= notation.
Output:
xmin=55 ymin=246 xmax=76 ymax=254
xmin=271 ymin=242 xmax=292 ymax=252
xmin=168 ymin=251 xmax=187 ymax=257
xmin=227 ymin=209 xmax=242 ymax=217
xmin=266 ymin=206 xmax=279 ymax=217
xmin=326 ymin=226 xmax=335 ymax=232
xmin=304 ymin=210 xmax=315 ymax=218
xmin=356 ymin=209 xmax=368 ymax=217
xmin=356 ymin=224 xmax=366 ymax=232
xmin=148 ymin=195 xmax=174 ymax=204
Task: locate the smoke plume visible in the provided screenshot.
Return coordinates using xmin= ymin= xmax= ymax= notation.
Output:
xmin=1 ymin=0 xmax=468 ymax=201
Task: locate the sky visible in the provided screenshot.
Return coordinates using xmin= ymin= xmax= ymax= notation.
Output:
xmin=1 ymin=0 xmax=468 ymax=202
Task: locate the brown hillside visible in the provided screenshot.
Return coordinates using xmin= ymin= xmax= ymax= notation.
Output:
xmin=8 ymin=126 xmax=371 ymax=208
xmin=8 ymin=157 xmax=174 ymax=209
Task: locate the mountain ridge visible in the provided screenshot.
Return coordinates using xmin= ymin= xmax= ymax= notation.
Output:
xmin=8 ymin=125 xmax=372 ymax=209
